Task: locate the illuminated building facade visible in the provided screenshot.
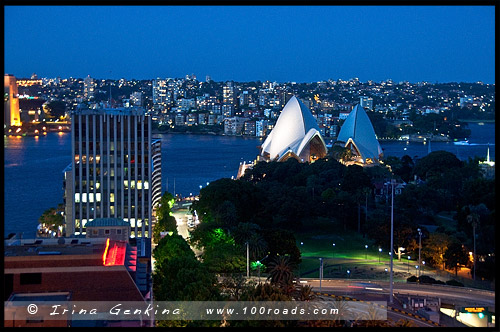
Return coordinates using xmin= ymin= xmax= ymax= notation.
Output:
xmin=83 ymin=75 xmax=95 ymax=100
xmin=63 ymin=108 xmax=161 ymax=241
xmin=259 ymin=96 xmax=327 ymax=163
xmin=336 ymin=104 xmax=383 ymax=165
xmin=4 ymin=74 xmax=22 ymax=128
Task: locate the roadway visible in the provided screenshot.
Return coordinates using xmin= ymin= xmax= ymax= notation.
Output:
xmin=303 ymin=279 xmax=494 ymax=307
xmin=304 ymin=278 xmax=494 ymax=327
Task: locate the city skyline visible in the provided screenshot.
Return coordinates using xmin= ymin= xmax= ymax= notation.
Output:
xmin=4 ymin=5 xmax=495 ymax=84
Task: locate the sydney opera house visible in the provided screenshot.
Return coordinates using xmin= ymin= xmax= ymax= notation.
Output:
xmin=335 ymin=104 xmax=383 ymax=165
xmin=258 ymin=96 xmax=327 ymax=163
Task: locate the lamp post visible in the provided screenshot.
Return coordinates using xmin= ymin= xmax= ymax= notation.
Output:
xmin=378 ymin=248 xmax=382 ymax=263
xmin=417 ymin=228 xmax=422 ymax=278
xmin=365 ymin=244 xmax=368 ymax=260
xmin=347 ymin=269 xmax=351 ymax=279
xmin=319 ymin=258 xmax=323 ymax=292
xmin=299 ymin=242 xmax=304 ymax=278
xmin=257 ymin=254 xmax=269 ymax=283
xmin=389 ymin=178 xmax=395 ymax=304
xmin=472 ymin=221 xmax=477 ymax=281
xmin=422 ymin=261 xmax=425 ymax=275
xmin=246 ymin=242 xmax=249 ymax=278
xmin=332 ymin=243 xmax=336 ymax=260
xmin=407 ymin=255 xmax=411 ymax=272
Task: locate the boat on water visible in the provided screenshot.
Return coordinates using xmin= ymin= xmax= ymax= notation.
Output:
xmin=453 ymin=140 xmax=470 ymax=145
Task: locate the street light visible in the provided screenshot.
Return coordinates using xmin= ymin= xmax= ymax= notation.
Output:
xmin=365 ymin=244 xmax=368 ymax=260
xmin=415 ymin=265 xmax=419 ymax=275
xmin=256 ymin=254 xmax=269 ymax=283
xmin=332 ymin=243 xmax=336 ymax=260
xmin=378 ymin=248 xmax=382 ymax=263
xmin=407 ymin=255 xmax=411 ymax=272
xmin=417 ymin=228 xmax=422 ymax=277
xmin=299 ymin=242 xmax=304 ymax=278
xmin=347 ymin=269 xmax=351 ymax=278
xmin=422 ymin=261 xmax=425 ymax=275
xmin=319 ymin=258 xmax=324 ymax=292
xmin=389 ymin=178 xmax=395 ymax=304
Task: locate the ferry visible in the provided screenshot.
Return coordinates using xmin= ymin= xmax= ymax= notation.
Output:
xmin=453 ymin=140 xmax=470 ymax=146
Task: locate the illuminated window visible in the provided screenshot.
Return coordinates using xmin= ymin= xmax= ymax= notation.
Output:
xmin=75 ymin=193 xmax=80 ymax=203
xmin=96 ymin=193 xmax=101 ymax=202
xmin=110 ymin=193 xmax=115 ymax=203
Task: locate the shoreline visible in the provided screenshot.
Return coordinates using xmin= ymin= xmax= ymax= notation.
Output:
xmin=459 ymin=119 xmax=495 ymax=123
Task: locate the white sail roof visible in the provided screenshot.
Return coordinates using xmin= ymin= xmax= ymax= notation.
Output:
xmin=337 ymin=104 xmax=383 ymax=162
xmin=260 ymin=96 xmax=327 ymax=162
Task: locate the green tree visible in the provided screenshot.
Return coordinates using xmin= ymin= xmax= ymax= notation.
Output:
xmin=153 ymin=192 xmax=177 ymax=243
xmin=444 ymin=239 xmax=469 ymax=276
xmin=422 ymin=232 xmax=451 ymax=270
xmin=44 ymin=100 xmax=67 ymax=119
xmin=38 ymin=207 xmax=64 ymax=235
xmin=267 ymin=255 xmax=295 ymax=288
xmin=413 ymin=150 xmax=462 ymax=180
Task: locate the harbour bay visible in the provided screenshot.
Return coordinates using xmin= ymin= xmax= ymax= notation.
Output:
xmin=3 ymin=122 xmax=495 ymax=238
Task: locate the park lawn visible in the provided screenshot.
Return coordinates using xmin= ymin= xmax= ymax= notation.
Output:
xmin=294 ymin=229 xmax=400 ymax=279
xmin=295 ymin=229 xmax=379 ymax=261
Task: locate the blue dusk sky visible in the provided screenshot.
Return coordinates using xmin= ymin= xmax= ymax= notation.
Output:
xmin=4 ymin=5 xmax=495 ymax=83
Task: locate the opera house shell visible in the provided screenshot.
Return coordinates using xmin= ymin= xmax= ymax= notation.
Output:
xmin=336 ymin=104 xmax=383 ymax=164
xmin=260 ymin=96 xmax=327 ymax=163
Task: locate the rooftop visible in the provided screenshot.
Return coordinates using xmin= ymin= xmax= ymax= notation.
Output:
xmin=85 ymin=218 xmax=130 ymax=228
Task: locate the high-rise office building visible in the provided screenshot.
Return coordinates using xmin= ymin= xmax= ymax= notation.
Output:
xmin=63 ymin=107 xmax=162 ymax=241
xmin=4 ymin=74 xmax=21 ymax=128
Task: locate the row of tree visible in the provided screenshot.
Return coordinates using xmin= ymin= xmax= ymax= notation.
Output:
xmin=190 ymin=150 xmax=494 ymax=281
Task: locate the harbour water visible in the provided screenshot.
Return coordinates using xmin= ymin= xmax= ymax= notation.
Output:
xmin=3 ymin=122 xmax=494 ymax=238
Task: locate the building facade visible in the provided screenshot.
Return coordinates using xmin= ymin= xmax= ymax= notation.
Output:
xmin=4 ymin=74 xmax=22 ymax=128
xmin=64 ymin=108 xmax=161 ymax=239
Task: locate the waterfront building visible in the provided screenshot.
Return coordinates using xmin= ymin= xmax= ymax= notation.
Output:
xmin=224 ymin=116 xmax=246 ymax=135
xmin=336 ymin=104 xmax=383 ymax=165
xmin=259 ymin=96 xmax=327 ymax=163
xmin=4 ymin=74 xmax=22 ymax=128
xmin=223 ymin=81 xmax=235 ymax=117
xmin=255 ymin=119 xmax=268 ymax=137
xmin=63 ymin=107 xmax=161 ymax=242
xmin=243 ymin=120 xmax=256 ymax=136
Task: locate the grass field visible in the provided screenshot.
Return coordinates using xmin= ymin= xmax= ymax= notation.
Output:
xmin=293 ymin=229 xmax=419 ymax=281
